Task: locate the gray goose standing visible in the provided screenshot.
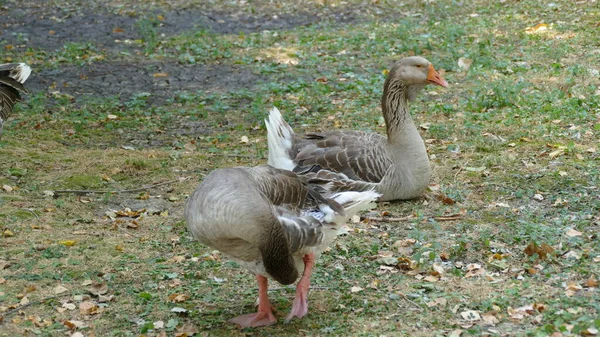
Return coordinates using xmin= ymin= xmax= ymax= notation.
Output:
xmin=0 ymin=63 xmax=31 ymax=140
xmin=184 ymin=165 xmax=379 ymax=327
xmin=266 ymin=56 xmax=448 ymax=201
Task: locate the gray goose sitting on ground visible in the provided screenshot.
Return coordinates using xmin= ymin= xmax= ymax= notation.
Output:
xmin=0 ymin=63 xmax=31 ymax=140
xmin=184 ymin=165 xmax=379 ymax=327
xmin=266 ymin=56 xmax=448 ymax=201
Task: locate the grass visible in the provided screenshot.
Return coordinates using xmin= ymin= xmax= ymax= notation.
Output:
xmin=1 ymin=0 xmax=599 ymax=336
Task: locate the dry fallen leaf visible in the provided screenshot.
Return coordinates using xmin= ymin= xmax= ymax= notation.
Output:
xmin=426 ymin=297 xmax=447 ymax=308
xmin=60 ymin=240 xmax=77 ymax=247
xmin=20 ymin=296 xmax=30 ymax=305
xmin=565 ymin=228 xmax=582 ymax=237
xmin=423 ymin=274 xmax=440 ymax=283
xmin=54 ymin=285 xmax=69 ymax=295
xmin=581 ymin=328 xmax=599 ymax=336
xmin=88 ymin=282 xmax=108 ymax=296
xmin=585 ymin=277 xmax=598 ymax=288
xmin=458 ymin=57 xmax=473 ymax=71
xmin=481 ymin=312 xmax=499 ymax=325
xmin=175 ymin=323 xmax=199 ymax=337
xmin=526 ymin=23 xmax=548 ymax=34
xmin=449 ymin=329 xmax=463 ymax=337
xmin=2 ymin=185 xmax=13 ymax=192
xmin=524 ymin=242 xmax=554 ymax=260
xmin=79 ymin=301 xmax=99 ymax=315
xmin=62 ymin=302 xmax=76 ymax=310
xmin=350 ymin=286 xmax=363 ymax=293
xmin=460 ymin=310 xmax=481 ymax=321
xmin=168 ymin=293 xmax=190 ymax=303
xmin=565 ymin=281 xmax=582 ymax=297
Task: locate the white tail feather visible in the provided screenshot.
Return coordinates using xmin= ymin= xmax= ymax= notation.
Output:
xmin=265 ymin=107 xmax=296 ymax=170
xmin=11 ymin=63 xmax=31 ymax=84
xmin=320 ymin=190 xmax=381 ymax=224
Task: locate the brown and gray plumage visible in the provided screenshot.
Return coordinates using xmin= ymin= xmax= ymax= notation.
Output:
xmin=265 ymin=56 xmax=448 ymax=201
xmin=0 ymin=63 xmax=31 ymax=140
xmin=184 ymin=165 xmax=379 ymax=327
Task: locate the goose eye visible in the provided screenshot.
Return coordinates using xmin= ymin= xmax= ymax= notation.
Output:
xmin=415 ymin=64 xmax=423 ymax=68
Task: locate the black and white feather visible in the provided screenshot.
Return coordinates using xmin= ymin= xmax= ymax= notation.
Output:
xmin=0 ymin=63 xmax=31 ymax=139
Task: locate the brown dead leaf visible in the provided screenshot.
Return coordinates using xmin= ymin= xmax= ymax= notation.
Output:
xmin=526 ymin=23 xmax=548 ymax=34
xmin=79 ymin=301 xmax=99 ymax=315
xmin=397 ymin=257 xmax=416 ymax=270
xmin=2 ymin=229 xmax=14 ymax=237
xmin=168 ymin=293 xmax=190 ymax=303
xmin=426 ymin=297 xmax=447 ymax=308
xmin=423 ymin=274 xmax=440 ymax=283
xmin=170 ymin=256 xmax=186 ymax=263
xmin=88 ymin=282 xmax=108 ymax=296
xmin=153 ymin=72 xmax=169 ymax=77
xmin=63 ymin=320 xmax=77 ymax=330
xmin=0 ymin=277 xmax=5 ymax=284
xmin=533 ymin=303 xmax=547 ymax=312
xmin=435 ymin=193 xmax=456 ymax=205
xmin=524 ymin=242 xmax=554 ymax=260
xmin=54 ymin=284 xmax=69 ymax=295
xmin=113 ymin=27 xmax=124 ymax=33
xmin=565 ymin=281 xmax=582 ymax=297
xmin=585 ymin=277 xmax=598 ymax=288
xmin=2 ymin=184 xmax=13 ymax=192
xmin=20 ymin=296 xmax=30 ymax=305
xmin=507 ymin=305 xmax=535 ymax=320
xmin=175 ymin=323 xmax=199 ymax=337
xmin=481 ymin=312 xmax=499 ymax=325
xmin=465 ymin=263 xmax=485 ymax=278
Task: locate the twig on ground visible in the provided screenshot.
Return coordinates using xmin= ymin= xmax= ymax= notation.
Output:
xmin=206 ymin=153 xmax=264 ymax=159
xmin=25 ymin=208 xmax=40 ymax=219
xmin=361 ymin=216 xmax=414 ymax=223
xmin=454 ymin=159 xmax=469 ymax=180
xmin=0 ymin=294 xmax=63 ymax=318
xmin=398 ymin=293 xmax=424 ymax=312
xmin=53 ymin=178 xmax=184 ymax=196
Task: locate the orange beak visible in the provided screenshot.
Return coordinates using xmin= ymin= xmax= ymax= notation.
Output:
xmin=427 ymin=63 xmax=448 ymax=88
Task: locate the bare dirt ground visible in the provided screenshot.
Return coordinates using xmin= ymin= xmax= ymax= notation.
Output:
xmin=1 ymin=0 xmax=378 ymax=105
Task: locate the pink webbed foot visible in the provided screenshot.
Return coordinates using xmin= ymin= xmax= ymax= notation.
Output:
xmin=229 ymin=311 xmax=277 ymax=328
xmin=230 ymin=274 xmax=277 ymax=328
xmin=285 ymin=276 xmax=309 ymax=322
xmin=285 ymin=253 xmax=315 ymax=323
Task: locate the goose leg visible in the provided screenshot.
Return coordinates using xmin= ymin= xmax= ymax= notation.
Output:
xmin=229 ymin=275 xmax=277 ymax=327
xmin=285 ymin=253 xmax=315 ymax=322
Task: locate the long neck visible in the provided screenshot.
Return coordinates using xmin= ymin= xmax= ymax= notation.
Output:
xmin=381 ymin=77 xmax=426 ymax=145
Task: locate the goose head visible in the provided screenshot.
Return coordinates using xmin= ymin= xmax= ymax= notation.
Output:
xmin=386 ymin=56 xmax=448 ymax=101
